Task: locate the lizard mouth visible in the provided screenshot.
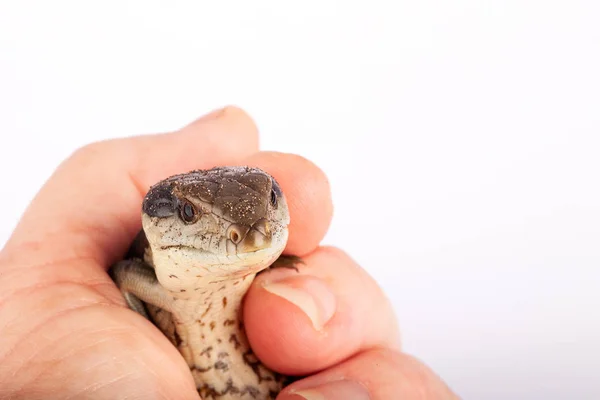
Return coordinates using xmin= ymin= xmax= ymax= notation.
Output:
xmin=158 ymin=243 xmax=273 ymax=255
xmin=156 ymin=243 xmax=284 ymax=281
xmin=158 ymin=240 xmax=284 ymax=265
xmin=156 ymin=218 xmax=285 ymax=260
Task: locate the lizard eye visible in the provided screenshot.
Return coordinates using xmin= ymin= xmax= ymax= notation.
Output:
xmin=180 ymin=200 xmax=198 ymax=223
xmin=270 ymin=189 xmax=278 ymax=208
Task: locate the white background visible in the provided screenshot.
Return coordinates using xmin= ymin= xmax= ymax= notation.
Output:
xmin=1 ymin=1 xmax=599 ymax=399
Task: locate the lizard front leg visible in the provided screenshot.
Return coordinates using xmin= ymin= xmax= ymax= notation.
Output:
xmin=110 ymin=259 xmax=180 ymax=346
xmin=110 ymin=259 xmax=175 ymax=318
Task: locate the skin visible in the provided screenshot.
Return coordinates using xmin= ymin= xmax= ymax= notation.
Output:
xmin=0 ymin=106 xmax=460 ymax=400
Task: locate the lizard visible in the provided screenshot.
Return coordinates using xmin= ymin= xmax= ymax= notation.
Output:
xmin=109 ymin=166 xmax=301 ymax=399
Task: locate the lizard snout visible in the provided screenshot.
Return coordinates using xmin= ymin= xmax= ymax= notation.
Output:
xmin=142 ymin=184 xmax=178 ymax=218
xmin=226 ymin=218 xmax=272 ymax=254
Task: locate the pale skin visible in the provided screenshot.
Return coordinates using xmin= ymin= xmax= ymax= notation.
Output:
xmin=0 ymin=107 xmax=460 ymax=399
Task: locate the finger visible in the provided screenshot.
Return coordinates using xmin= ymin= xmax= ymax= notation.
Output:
xmin=243 ymin=246 xmax=401 ymax=376
xmin=0 ymin=281 xmax=198 ymax=400
xmin=4 ymin=106 xmax=260 ymax=266
xmin=278 ymin=348 xmax=459 ymax=400
xmin=241 ymin=151 xmax=333 ymax=256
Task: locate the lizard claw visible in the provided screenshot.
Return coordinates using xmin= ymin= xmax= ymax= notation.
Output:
xmin=264 ymin=254 xmax=304 ymax=273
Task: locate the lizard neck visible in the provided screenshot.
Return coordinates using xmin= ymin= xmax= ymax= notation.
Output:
xmin=168 ymin=274 xmax=285 ymax=399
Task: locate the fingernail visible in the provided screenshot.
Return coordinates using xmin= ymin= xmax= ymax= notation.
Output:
xmin=286 ymin=380 xmax=371 ymax=400
xmin=198 ymin=107 xmax=227 ymax=122
xmin=262 ymin=276 xmax=336 ymax=331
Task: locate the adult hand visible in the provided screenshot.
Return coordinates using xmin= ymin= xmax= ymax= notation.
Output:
xmin=0 ymin=107 xmax=459 ymax=399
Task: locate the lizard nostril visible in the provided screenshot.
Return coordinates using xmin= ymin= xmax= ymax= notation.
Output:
xmin=229 ymin=229 xmax=241 ymax=244
xmin=227 ymin=224 xmax=250 ymax=247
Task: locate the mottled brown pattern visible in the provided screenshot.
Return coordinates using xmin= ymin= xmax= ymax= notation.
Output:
xmin=200 ymin=346 xmax=213 ymax=357
xmin=197 ymin=377 xmax=263 ymax=399
xmin=229 ymin=334 xmax=240 ymax=350
xmin=214 ymin=360 xmax=229 ymax=371
xmin=202 ymin=303 xmax=213 ymax=317
xmin=192 ymin=365 xmax=212 ymax=373
xmin=243 ymin=350 xmax=273 ymax=384
xmin=173 ymin=328 xmax=183 ymax=347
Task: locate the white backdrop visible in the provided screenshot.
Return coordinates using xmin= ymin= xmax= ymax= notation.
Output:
xmin=1 ymin=1 xmax=599 ymax=399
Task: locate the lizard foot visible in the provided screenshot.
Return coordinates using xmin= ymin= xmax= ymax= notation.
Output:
xmin=263 ymin=254 xmax=304 ymax=273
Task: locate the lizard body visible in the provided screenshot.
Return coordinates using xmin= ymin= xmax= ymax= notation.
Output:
xmin=110 ymin=166 xmax=296 ymax=399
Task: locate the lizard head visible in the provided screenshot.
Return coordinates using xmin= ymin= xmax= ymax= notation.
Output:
xmin=140 ymin=166 xmax=290 ymax=291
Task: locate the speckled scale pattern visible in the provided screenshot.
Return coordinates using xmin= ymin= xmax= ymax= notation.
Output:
xmin=149 ymin=166 xmax=276 ymax=227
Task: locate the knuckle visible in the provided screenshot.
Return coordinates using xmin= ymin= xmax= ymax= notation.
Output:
xmin=189 ymin=105 xmax=258 ymax=134
xmin=68 ymin=140 xmax=113 ymax=163
xmin=358 ymin=348 xmax=455 ymax=398
xmin=288 ymin=153 xmax=330 ymax=186
xmin=219 ymin=104 xmax=253 ymax=120
xmin=317 ymin=245 xmax=353 ymax=262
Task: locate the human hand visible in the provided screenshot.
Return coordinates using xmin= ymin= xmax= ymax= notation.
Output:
xmin=0 ymin=107 xmax=459 ymax=399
